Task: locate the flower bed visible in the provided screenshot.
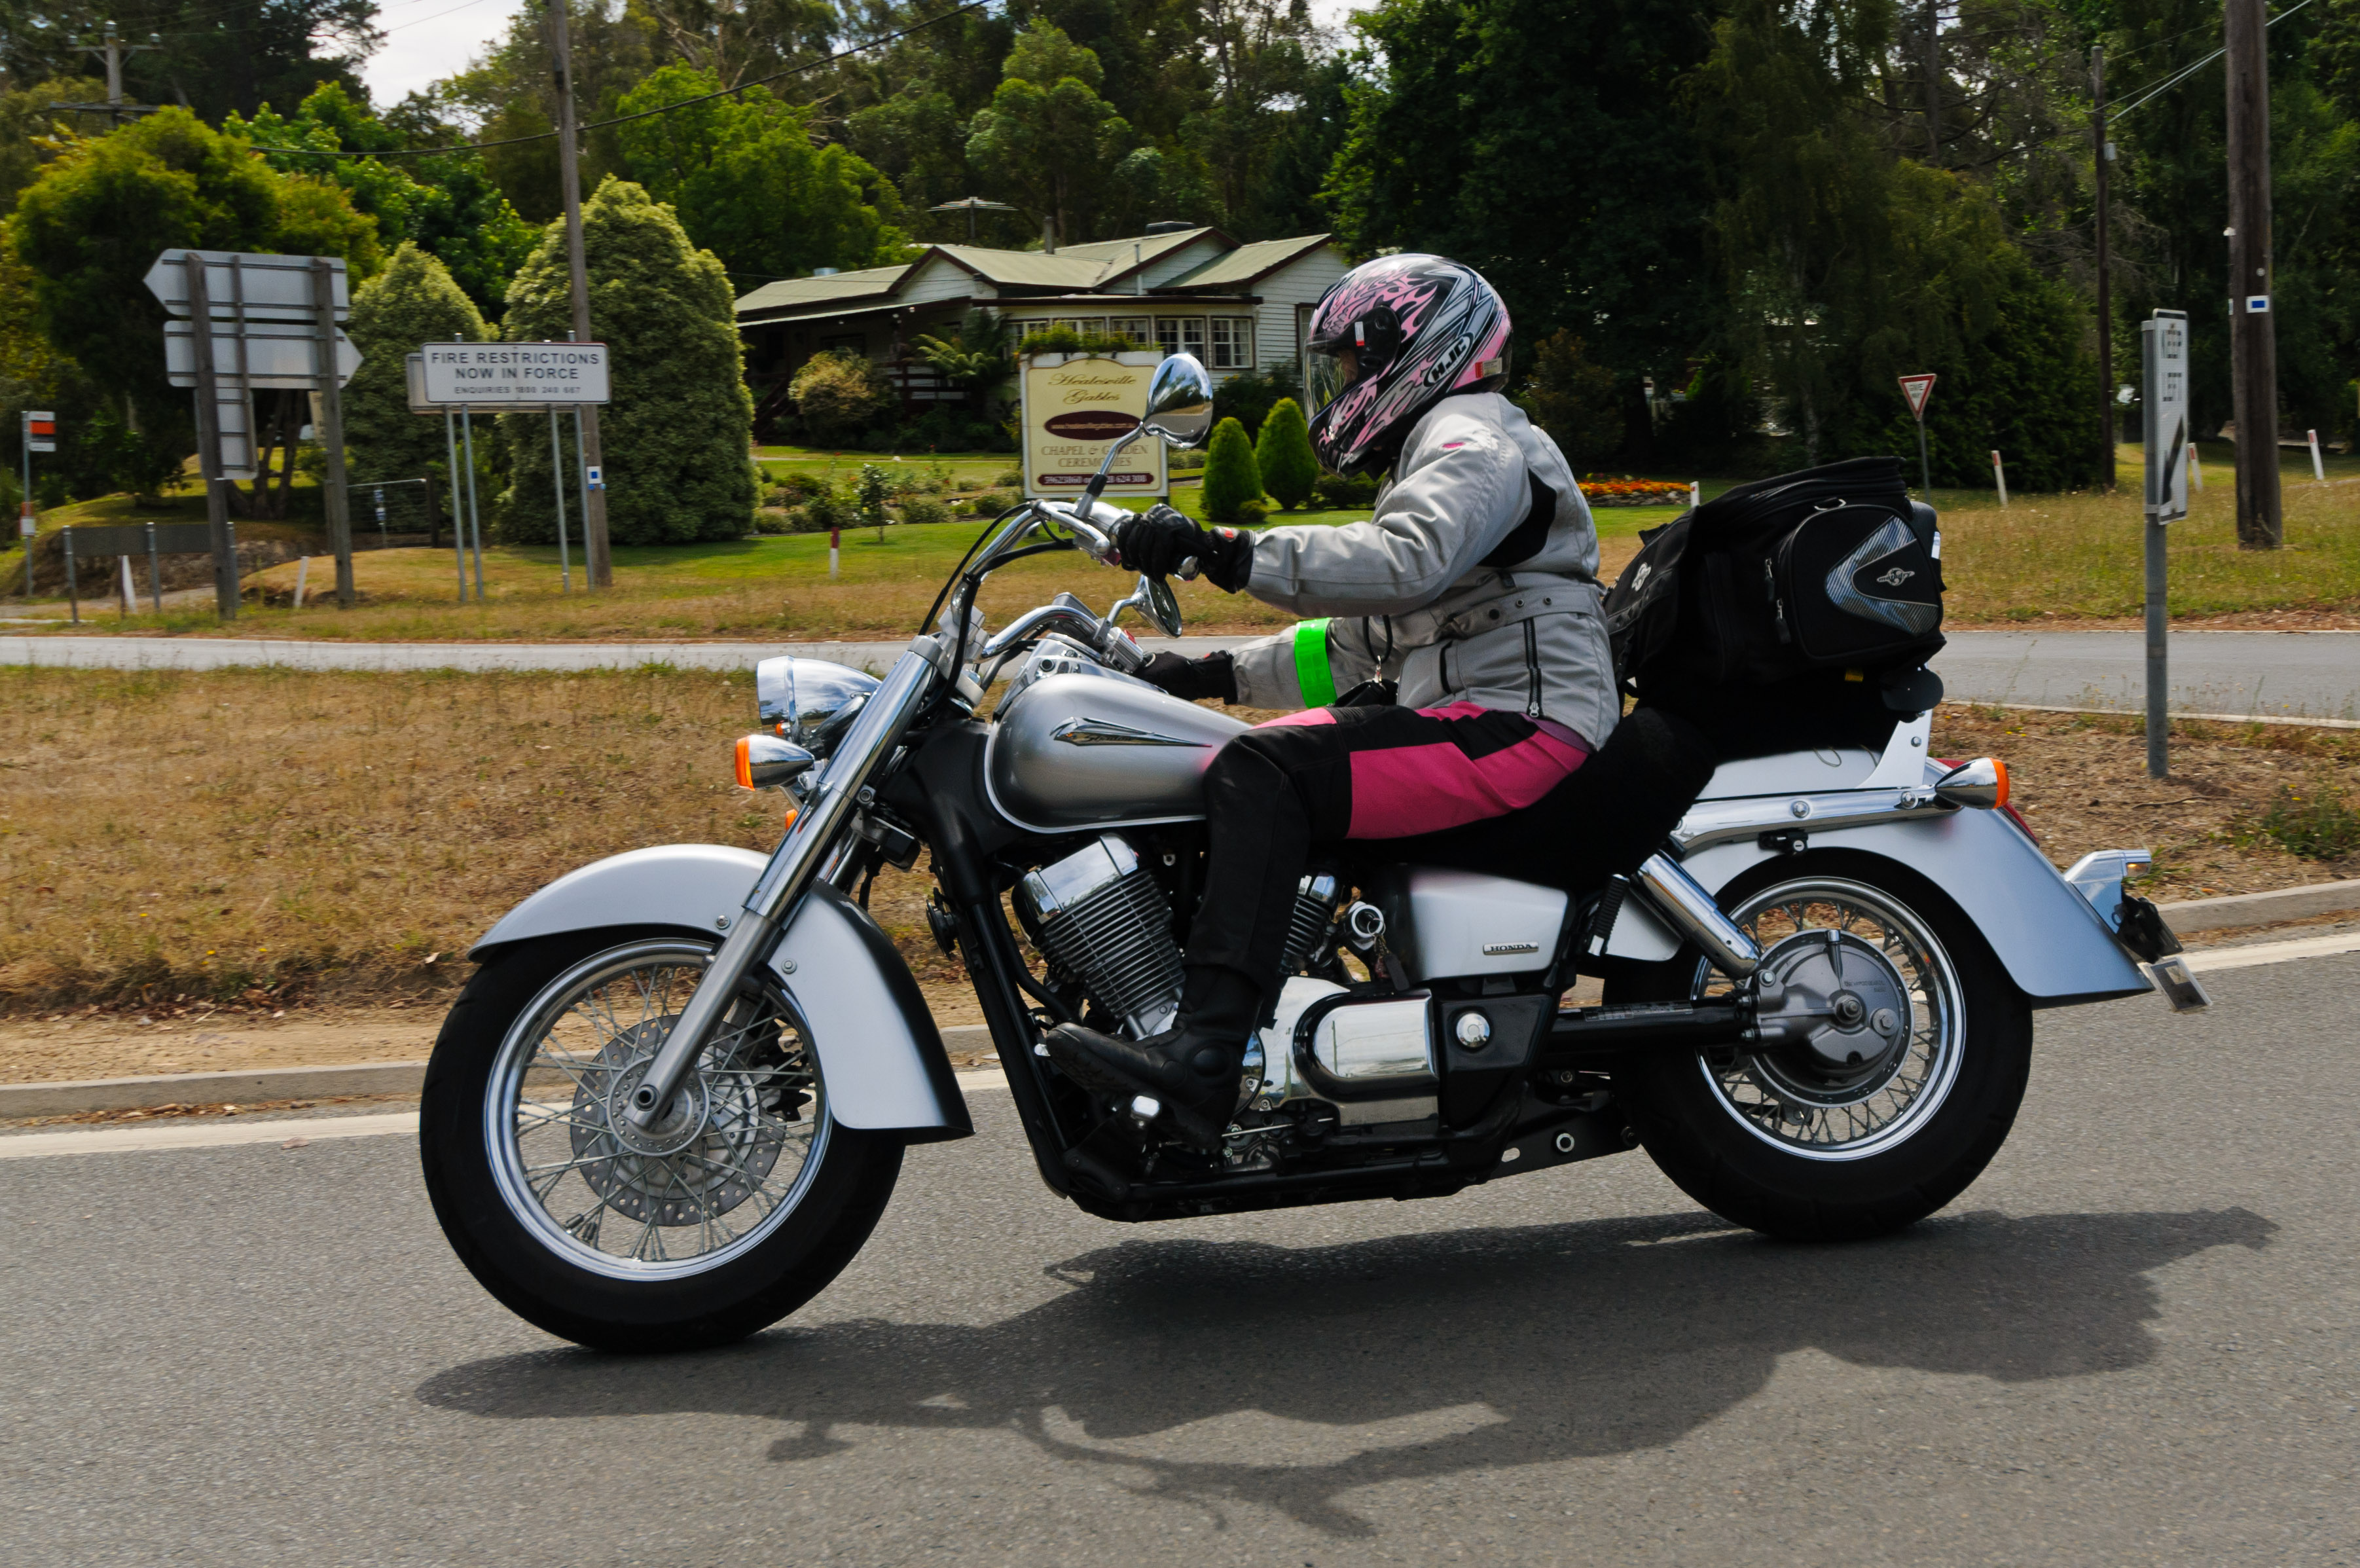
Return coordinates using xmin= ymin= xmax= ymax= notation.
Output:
xmin=1579 ymin=478 xmax=1692 ymax=507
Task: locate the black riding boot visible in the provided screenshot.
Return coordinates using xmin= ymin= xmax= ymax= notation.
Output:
xmin=1044 ymin=966 xmax=1265 ymax=1152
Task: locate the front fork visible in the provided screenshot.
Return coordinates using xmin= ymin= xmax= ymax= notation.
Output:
xmin=622 ymin=642 xmax=943 ymax=1129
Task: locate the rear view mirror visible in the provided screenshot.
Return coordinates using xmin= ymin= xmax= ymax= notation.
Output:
xmin=1140 ymin=354 xmax=1214 ymax=448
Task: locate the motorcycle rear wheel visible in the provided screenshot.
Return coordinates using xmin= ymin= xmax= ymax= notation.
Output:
xmin=421 ymin=928 xmax=902 ymax=1352
xmin=1610 ymin=852 xmax=2031 ymax=1241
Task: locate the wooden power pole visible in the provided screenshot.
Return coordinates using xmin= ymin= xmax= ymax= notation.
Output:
xmin=1925 ymin=0 xmax=1943 ymax=164
xmin=2094 ymin=46 xmax=2115 ymax=490
xmin=548 ymin=0 xmax=612 ymax=587
xmin=2224 ymin=0 xmax=2282 ymax=548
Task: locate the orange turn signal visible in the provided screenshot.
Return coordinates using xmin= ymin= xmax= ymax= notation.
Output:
xmin=781 ymin=806 xmax=799 ymax=834
xmin=733 ymin=735 xmax=755 ymax=790
xmin=1932 ymin=756 xmax=2008 ymax=809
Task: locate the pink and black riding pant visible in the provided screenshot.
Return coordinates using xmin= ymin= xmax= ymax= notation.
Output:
xmin=1186 ymin=702 xmax=1592 ymax=1001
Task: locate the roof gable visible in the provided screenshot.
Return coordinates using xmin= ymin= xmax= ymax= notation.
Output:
xmin=735 ymin=262 xmax=911 ymax=314
xmin=1163 ymin=234 xmax=1340 ymax=291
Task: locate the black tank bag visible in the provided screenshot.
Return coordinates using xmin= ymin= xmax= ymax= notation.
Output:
xmin=1605 ymin=455 xmax=1943 ymax=693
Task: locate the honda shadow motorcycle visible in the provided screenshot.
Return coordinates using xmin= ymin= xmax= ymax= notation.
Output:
xmin=420 ymin=354 xmax=2206 ymax=1351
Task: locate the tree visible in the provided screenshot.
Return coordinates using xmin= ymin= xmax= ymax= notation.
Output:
xmin=0 ymin=1 xmax=380 ymax=125
xmin=1517 ymin=333 xmax=1624 ymax=471
xmin=1253 ymin=395 xmax=1317 ymax=508
xmin=1199 ymin=414 xmax=1263 ymax=520
xmin=7 ymin=106 xmax=379 ymax=501
xmin=343 ymin=242 xmax=488 ymax=510
xmin=498 ymin=176 xmax=753 ymax=544
xmin=613 ymin=64 xmax=911 ymax=282
xmin=909 ymin=308 xmax=1012 ymax=410
xmin=232 ymin=84 xmax=537 ymax=316
xmin=965 ymin=22 xmax=1137 ymax=242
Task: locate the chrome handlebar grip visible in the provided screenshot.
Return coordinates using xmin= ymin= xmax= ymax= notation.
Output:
xmin=624 ymin=646 xmax=939 ymax=1128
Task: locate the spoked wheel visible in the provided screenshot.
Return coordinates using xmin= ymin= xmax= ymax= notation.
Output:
xmin=422 ymin=929 xmax=901 ymax=1351
xmin=1611 ymin=852 xmax=2032 ymax=1241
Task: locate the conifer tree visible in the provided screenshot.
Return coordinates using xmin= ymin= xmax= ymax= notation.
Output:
xmin=498 ymin=177 xmax=754 ymax=544
xmin=1252 ymin=397 xmax=1318 ymax=510
xmin=1198 ymin=415 xmax=1263 ymax=522
xmin=344 ymin=243 xmax=488 ymax=515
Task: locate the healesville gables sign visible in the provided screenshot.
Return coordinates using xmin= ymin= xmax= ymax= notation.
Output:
xmin=1019 ymin=352 xmax=1168 ymax=498
xmin=421 ymin=342 xmax=611 ymax=406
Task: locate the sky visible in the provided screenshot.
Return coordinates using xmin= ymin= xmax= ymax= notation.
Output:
xmin=359 ymin=0 xmax=1366 ymax=109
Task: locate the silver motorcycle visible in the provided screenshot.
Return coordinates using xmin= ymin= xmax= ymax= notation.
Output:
xmin=420 ymin=353 xmax=2205 ymax=1351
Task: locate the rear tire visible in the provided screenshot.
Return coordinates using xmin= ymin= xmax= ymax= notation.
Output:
xmin=1610 ymin=852 xmax=2031 ymax=1241
xmin=421 ymin=928 xmax=902 ymax=1352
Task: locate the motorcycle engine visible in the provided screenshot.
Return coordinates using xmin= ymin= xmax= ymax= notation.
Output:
xmin=1019 ymin=835 xmax=1185 ymax=1038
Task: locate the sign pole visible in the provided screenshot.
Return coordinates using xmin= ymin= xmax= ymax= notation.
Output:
xmin=460 ymin=407 xmax=485 ymax=602
xmin=548 ymin=0 xmax=610 ymax=587
xmin=312 ymin=258 xmax=355 ymax=608
xmin=183 ymin=256 xmax=238 ymax=619
xmin=2141 ymin=310 xmax=2190 ymax=780
xmin=549 ymin=408 xmax=572 ymax=593
xmin=444 ymin=410 xmax=467 ymax=602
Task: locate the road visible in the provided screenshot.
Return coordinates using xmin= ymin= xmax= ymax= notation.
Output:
xmin=3 ymin=950 xmax=2354 ymax=1566
xmin=6 ymin=628 xmax=2357 ymax=720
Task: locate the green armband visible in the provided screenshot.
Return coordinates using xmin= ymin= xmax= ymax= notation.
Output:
xmin=1292 ymin=618 xmax=1337 ymax=708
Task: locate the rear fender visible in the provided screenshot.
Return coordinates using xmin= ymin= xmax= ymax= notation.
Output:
xmin=469 ymin=845 xmax=970 ymax=1140
xmin=1608 ymin=807 xmax=2151 ymax=1006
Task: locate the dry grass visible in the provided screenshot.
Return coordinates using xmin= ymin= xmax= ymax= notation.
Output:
xmin=0 ymin=666 xmax=966 ymax=1022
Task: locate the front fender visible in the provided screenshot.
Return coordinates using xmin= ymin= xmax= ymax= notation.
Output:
xmin=1612 ymin=809 xmax=2152 ymax=1006
xmin=469 ymin=845 xmax=970 ymax=1140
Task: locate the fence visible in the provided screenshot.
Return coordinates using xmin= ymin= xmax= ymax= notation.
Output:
xmin=356 ymin=476 xmax=441 ymax=547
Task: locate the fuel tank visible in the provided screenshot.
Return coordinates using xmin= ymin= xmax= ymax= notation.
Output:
xmin=987 ymin=672 xmax=1251 ymax=831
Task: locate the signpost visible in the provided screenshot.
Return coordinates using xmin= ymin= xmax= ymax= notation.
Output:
xmin=2139 ymin=309 xmax=2190 ymax=779
xmin=1898 ymin=373 xmax=1938 ymax=496
xmin=405 ymin=344 xmax=608 ymax=600
xmin=1019 ymin=352 xmax=1169 ymax=498
xmin=146 ymin=250 xmax=358 ymax=617
xmin=18 ymin=410 xmax=52 ymax=596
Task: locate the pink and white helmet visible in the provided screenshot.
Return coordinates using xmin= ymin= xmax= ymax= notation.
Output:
xmin=1302 ymin=253 xmax=1512 ymax=475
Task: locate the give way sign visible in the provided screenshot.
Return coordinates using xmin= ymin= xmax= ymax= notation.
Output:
xmin=1898 ymin=373 xmax=1937 ymax=420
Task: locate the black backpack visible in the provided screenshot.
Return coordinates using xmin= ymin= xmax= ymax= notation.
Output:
xmin=1604 ymin=456 xmax=1944 ymax=696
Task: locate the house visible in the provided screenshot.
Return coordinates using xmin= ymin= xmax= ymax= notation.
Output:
xmin=734 ymin=225 xmax=1352 ymax=436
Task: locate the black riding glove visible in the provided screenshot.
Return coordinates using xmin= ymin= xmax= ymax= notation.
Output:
xmin=1114 ymin=505 xmax=1257 ymax=593
xmin=1137 ymin=649 xmax=1238 ymax=704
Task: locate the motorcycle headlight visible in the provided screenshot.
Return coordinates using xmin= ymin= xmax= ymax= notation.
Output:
xmin=755 ymin=656 xmax=882 ymax=759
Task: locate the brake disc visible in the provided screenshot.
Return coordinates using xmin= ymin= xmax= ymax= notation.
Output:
xmin=568 ymin=1019 xmax=792 ymax=1226
xmin=1748 ymin=929 xmax=1914 ymax=1101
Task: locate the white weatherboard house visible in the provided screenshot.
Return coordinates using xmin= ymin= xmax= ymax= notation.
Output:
xmin=735 ymin=226 xmax=1351 ymax=434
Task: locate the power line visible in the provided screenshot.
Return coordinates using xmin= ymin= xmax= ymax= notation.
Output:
xmin=249 ymin=0 xmax=993 ymax=159
xmin=2111 ymin=0 xmax=2319 ymax=122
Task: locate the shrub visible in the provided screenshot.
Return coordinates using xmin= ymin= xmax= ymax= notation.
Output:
xmin=791 ymin=349 xmax=892 ymax=448
xmin=774 ymin=470 xmax=829 ymax=501
xmin=752 ymin=508 xmax=793 ymax=534
xmin=966 ymin=488 xmax=1022 ymax=514
xmin=1169 ymin=448 xmax=1207 ymax=471
xmin=1254 ymin=397 xmax=1318 ymax=510
xmin=1199 ymin=416 xmax=1264 ymax=523
xmin=1210 ymin=363 xmax=1302 ymax=441
xmin=1235 ymin=497 xmax=1269 ymax=525
xmin=898 ymin=495 xmax=954 ymax=526
xmin=993 ymin=469 xmax=1025 ymax=486
xmin=1516 ymin=332 xmax=1625 ymax=470
xmin=795 ymin=488 xmax=857 ymax=532
xmin=1313 ymin=471 xmax=1381 ymax=509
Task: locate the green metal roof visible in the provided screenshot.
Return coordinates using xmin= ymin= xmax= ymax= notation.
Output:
xmin=1163 ymin=234 xmax=1335 ymax=290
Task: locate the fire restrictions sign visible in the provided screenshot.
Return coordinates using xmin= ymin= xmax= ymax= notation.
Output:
xmin=421 ymin=342 xmax=610 ymax=406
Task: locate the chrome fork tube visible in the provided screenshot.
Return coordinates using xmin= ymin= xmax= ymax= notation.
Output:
xmin=625 ymin=646 xmax=940 ymax=1128
xmin=1635 ymin=852 xmax=1761 ymax=979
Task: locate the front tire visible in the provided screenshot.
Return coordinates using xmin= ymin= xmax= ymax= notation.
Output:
xmin=421 ymin=928 xmax=902 ymax=1351
xmin=1611 ymin=852 xmax=2032 ymax=1241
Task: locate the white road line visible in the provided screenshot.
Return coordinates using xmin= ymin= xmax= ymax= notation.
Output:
xmin=0 ymin=1070 xmax=1015 ymax=1159
xmin=2182 ymin=930 xmax=2360 ymax=972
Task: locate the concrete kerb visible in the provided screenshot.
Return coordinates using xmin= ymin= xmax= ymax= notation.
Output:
xmin=12 ymin=882 xmax=2360 ymax=1120
xmin=0 ymin=1024 xmax=1002 ymax=1120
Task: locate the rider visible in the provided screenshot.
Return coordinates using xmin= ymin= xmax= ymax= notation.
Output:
xmin=1045 ymin=253 xmax=1626 ymax=1150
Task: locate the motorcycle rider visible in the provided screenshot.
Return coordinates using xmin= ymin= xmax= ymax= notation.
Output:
xmin=1046 ymin=253 xmax=1642 ymax=1150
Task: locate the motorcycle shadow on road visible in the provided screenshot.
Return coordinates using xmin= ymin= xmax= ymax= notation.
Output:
xmin=417 ymin=1205 xmax=2272 ymax=1536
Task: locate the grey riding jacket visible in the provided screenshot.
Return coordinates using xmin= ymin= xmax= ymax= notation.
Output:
xmin=1227 ymin=393 xmax=1620 ymax=748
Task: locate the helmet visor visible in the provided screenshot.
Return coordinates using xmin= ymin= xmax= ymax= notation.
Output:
xmin=1303 ymin=342 xmax=1359 ymax=417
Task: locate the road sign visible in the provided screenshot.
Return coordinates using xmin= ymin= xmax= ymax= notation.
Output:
xmin=585 ymin=465 xmax=604 ymax=491
xmin=145 ymin=251 xmax=348 ymax=320
xmin=2141 ymin=310 xmax=2190 ymax=524
xmin=24 ymin=410 xmax=55 ymax=452
xmin=166 ymin=318 xmax=359 ymax=388
xmin=420 ymin=342 xmax=609 ymax=407
xmin=1898 ymin=373 xmax=1937 ymax=419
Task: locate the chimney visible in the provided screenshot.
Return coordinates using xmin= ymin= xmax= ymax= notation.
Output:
xmin=1043 ymin=215 xmax=1057 ymax=255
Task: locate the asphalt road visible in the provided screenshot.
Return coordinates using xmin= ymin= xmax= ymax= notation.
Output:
xmin=4 ymin=952 xmax=2355 ymax=1567
xmin=7 ymin=628 xmax=2358 ymax=721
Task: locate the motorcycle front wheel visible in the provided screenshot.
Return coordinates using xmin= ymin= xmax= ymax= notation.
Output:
xmin=421 ymin=928 xmax=902 ymax=1352
xmin=1610 ymin=851 xmax=2033 ymax=1241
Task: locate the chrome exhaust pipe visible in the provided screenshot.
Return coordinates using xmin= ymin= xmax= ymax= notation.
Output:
xmin=1635 ymin=853 xmax=1760 ymax=979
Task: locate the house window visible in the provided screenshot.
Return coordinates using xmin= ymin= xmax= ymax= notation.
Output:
xmin=1108 ymin=316 xmax=1152 ymax=346
xmin=1156 ymin=317 xmax=1207 ymax=360
xmin=1017 ymin=319 xmax=1055 ymax=342
xmin=1210 ymin=316 xmax=1255 ymax=371
xmin=1051 ymin=317 xmax=1106 ymax=336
